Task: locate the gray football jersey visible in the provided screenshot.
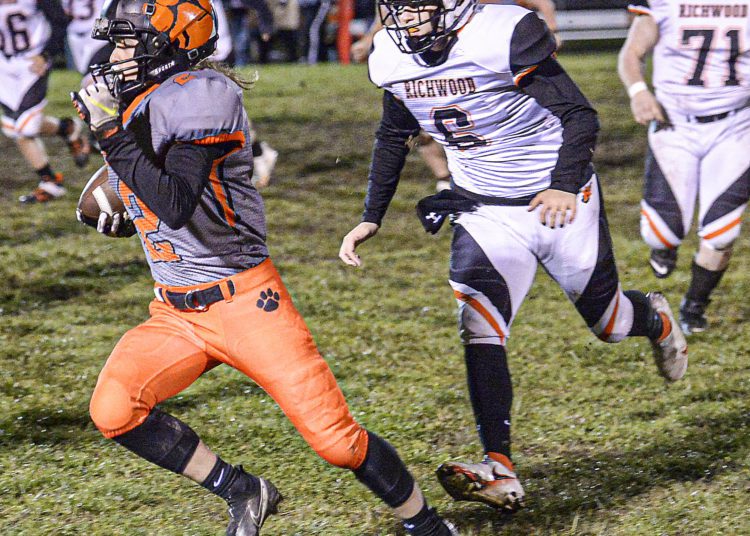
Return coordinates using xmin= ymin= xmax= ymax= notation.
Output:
xmin=110 ymin=69 xmax=268 ymax=286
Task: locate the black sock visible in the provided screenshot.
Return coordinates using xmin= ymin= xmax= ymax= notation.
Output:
xmin=465 ymin=344 xmax=512 ymax=457
xmin=686 ymin=261 xmax=725 ymax=304
xmin=353 ymin=431 xmax=415 ymax=508
xmin=57 ymin=117 xmax=73 ymax=138
xmin=403 ymin=504 xmax=443 ymax=535
xmin=35 ymin=165 xmax=55 ymax=182
xmin=624 ymin=290 xmax=663 ymax=339
xmin=251 ymin=140 xmax=263 ymax=157
xmin=201 ymin=458 xmax=258 ymax=501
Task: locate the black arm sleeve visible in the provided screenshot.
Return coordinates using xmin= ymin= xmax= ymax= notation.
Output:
xmin=518 ymin=58 xmax=599 ymax=194
xmin=362 ymin=91 xmax=421 ymax=225
xmin=38 ymin=0 xmax=70 ymax=59
xmin=99 ymin=130 xmax=227 ymax=230
xmin=510 ymin=13 xmax=598 ymax=194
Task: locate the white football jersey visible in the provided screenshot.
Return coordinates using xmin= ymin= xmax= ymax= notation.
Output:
xmin=63 ymin=0 xmax=106 ymax=73
xmin=631 ymin=0 xmax=750 ymax=115
xmin=0 ymin=0 xmax=51 ymax=60
xmin=369 ymin=4 xmax=563 ymax=200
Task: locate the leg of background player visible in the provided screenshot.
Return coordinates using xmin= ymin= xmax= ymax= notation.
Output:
xmin=682 ymin=113 xmax=750 ymax=333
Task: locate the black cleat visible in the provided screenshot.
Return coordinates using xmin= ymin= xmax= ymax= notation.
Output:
xmin=680 ymin=298 xmax=708 ymax=335
xmin=649 ymin=248 xmax=678 ymax=279
xmin=226 ymin=470 xmax=282 ymax=536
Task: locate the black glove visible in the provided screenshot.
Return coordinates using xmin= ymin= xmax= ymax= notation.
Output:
xmin=415 ymin=189 xmax=477 ymax=234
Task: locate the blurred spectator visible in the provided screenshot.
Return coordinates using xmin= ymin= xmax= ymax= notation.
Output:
xmin=227 ymin=0 xmax=273 ymax=66
xmin=298 ymin=0 xmax=332 ymax=63
xmin=258 ymin=0 xmax=300 ymax=63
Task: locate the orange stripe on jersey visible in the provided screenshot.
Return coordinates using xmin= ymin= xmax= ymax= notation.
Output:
xmin=193 ymin=131 xmax=247 ymax=228
xmin=703 ymin=217 xmax=741 ymax=240
xmin=640 ymin=209 xmax=676 ymax=248
xmin=122 ymin=84 xmax=161 ymax=125
xmin=601 ymin=292 xmax=620 ymax=341
xmin=117 ymin=180 xmax=181 ymax=263
xmin=453 ymin=290 xmax=506 ymax=344
xmin=513 ymin=65 xmax=539 ymax=86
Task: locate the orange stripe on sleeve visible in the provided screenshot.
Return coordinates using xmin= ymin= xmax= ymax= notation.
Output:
xmin=628 ymin=7 xmax=652 ymax=15
xmin=513 ymin=65 xmax=539 ymax=86
xmin=454 ymin=290 xmax=506 ymax=344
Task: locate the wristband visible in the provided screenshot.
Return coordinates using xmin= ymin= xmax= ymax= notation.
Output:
xmin=628 ymin=81 xmax=649 ymax=98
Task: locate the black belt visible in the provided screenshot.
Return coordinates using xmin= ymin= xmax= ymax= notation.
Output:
xmin=692 ymin=111 xmax=731 ymax=124
xmin=690 ymin=102 xmax=750 ymax=124
xmin=157 ymin=280 xmax=236 ymax=311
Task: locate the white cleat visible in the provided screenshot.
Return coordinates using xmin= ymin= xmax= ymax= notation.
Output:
xmin=648 ymin=292 xmax=688 ymax=382
xmin=436 ymin=454 xmax=525 ymax=512
xmin=252 ymin=141 xmax=278 ymax=189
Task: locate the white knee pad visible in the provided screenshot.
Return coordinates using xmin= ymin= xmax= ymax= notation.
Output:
xmin=696 ymin=241 xmax=734 ymax=271
xmin=640 ymin=201 xmax=683 ymax=250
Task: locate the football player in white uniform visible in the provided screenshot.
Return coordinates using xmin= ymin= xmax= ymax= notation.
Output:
xmin=350 ymin=0 xmax=560 ymax=193
xmin=619 ymin=1 xmax=750 ymax=334
xmin=63 ymin=0 xmax=111 ymax=75
xmin=339 ymin=0 xmax=689 ymax=512
xmin=0 ymin=0 xmax=90 ymax=203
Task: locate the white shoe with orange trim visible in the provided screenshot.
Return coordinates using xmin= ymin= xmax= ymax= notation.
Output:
xmin=251 ymin=142 xmax=278 ymax=189
xmin=436 ymin=453 xmax=525 ymax=512
xmin=648 ymin=292 xmax=688 ymax=381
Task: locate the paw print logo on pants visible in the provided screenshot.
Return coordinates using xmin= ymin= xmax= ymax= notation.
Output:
xmin=257 ymin=288 xmax=280 ymax=312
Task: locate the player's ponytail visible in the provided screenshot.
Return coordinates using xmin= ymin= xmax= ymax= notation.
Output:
xmin=193 ymin=60 xmax=258 ymax=91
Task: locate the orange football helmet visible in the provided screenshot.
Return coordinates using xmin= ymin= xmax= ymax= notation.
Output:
xmin=91 ymin=0 xmax=218 ymax=99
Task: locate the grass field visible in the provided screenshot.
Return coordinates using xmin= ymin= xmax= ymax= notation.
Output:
xmin=0 ymin=52 xmax=748 ymax=536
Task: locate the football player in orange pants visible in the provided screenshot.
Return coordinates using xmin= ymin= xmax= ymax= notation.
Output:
xmin=73 ymin=1 xmax=456 ymax=535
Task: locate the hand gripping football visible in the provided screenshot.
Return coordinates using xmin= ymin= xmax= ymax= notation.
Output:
xmin=76 ymin=165 xmax=135 ymax=237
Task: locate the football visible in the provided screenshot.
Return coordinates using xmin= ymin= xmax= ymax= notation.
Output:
xmin=76 ymin=165 xmax=133 ymax=237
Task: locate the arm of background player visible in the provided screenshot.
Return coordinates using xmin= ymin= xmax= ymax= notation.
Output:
xmin=99 ymin=131 xmax=228 ymax=229
xmin=516 ymin=0 xmax=558 ymax=37
xmin=617 ymin=14 xmax=664 ymax=125
xmin=361 ymin=91 xmax=421 ymax=225
xmin=38 ymin=0 xmax=70 ymax=59
xmin=511 ymin=13 xmax=598 ymax=194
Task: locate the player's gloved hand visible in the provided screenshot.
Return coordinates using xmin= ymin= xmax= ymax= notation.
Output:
xmin=528 ymin=189 xmax=577 ymax=229
xmin=630 ymin=90 xmax=667 ymax=126
xmin=339 ymin=222 xmax=379 ymax=267
xmin=71 ymin=83 xmax=121 ymax=135
xmin=77 ymin=209 xmax=136 ymax=238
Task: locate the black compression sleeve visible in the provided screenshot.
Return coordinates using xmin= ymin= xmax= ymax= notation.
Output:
xmin=99 ymin=130 xmax=226 ymax=229
xmin=518 ymin=58 xmax=599 ymax=194
xmin=38 ymin=0 xmax=69 ymax=59
xmin=509 ymin=12 xmax=557 ymax=74
xmin=362 ymin=91 xmax=421 ymax=225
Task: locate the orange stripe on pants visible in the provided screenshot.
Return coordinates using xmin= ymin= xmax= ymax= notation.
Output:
xmin=454 ymin=290 xmax=506 ymax=344
xmin=89 ymin=259 xmax=368 ymax=469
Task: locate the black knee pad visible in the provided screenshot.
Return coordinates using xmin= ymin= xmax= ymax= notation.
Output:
xmin=353 ymin=431 xmax=415 ymax=508
xmin=113 ymin=408 xmax=200 ymax=474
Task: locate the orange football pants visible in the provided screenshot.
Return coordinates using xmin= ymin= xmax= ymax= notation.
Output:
xmin=89 ymin=259 xmax=369 ymax=470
